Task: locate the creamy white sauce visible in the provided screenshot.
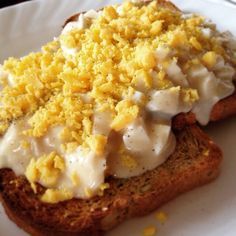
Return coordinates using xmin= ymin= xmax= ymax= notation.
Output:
xmin=60 ymin=44 xmax=78 ymax=58
xmin=60 ymin=146 xmax=106 ymax=198
xmin=187 ymin=62 xmax=234 ymax=124
xmin=0 ymin=66 xmax=16 ymax=87
xmin=0 ymin=121 xmax=32 ymax=175
xmin=84 ymin=9 xmax=101 ymax=19
xmin=0 ymin=120 xmax=106 ymax=199
xmin=147 ymin=87 xmax=190 ymax=119
xmin=201 ymin=27 xmax=212 ymax=38
xmin=61 ymin=10 xmax=101 ymax=58
xmin=62 ymin=15 xmax=86 ymax=35
xmin=116 ymin=5 xmax=125 ymax=16
xmin=132 ymin=91 xmax=145 ymax=105
xmin=181 ymin=13 xmax=194 ymax=19
xmin=109 ymin=119 xmax=175 ymax=178
xmin=93 ymin=110 xmax=112 ymax=136
xmin=0 ymin=121 xmax=63 ymax=175
xmin=154 ymin=46 xmax=235 ymax=125
xmin=155 ymin=45 xmax=172 ymax=61
xmin=166 ymin=60 xmax=189 ymax=87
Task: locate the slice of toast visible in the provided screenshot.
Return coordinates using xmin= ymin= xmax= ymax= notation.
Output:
xmin=0 ymin=1 xmax=232 ymax=235
xmin=64 ymin=0 xmax=236 ymax=130
xmin=0 ymin=125 xmax=222 ymax=236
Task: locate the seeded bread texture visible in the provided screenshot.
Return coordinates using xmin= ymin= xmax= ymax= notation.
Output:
xmin=0 ymin=125 xmax=222 ymax=236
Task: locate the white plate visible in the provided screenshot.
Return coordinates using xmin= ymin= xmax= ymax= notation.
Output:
xmin=0 ymin=0 xmax=236 ymax=235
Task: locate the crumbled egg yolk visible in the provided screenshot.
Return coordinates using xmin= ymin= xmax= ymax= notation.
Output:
xmin=155 ymin=211 xmax=168 ymax=224
xmin=181 ymin=88 xmax=199 ymax=103
xmin=41 ymin=189 xmax=73 ymax=204
xmin=25 ymin=152 xmax=65 ymax=188
xmin=86 ymin=134 xmax=107 ymax=155
xmin=143 ymin=225 xmax=157 ymax=236
xmin=203 ymin=149 xmax=210 ymax=156
xmin=202 ymin=51 xmax=217 ymax=68
xmin=121 ymin=154 xmax=138 ymax=169
xmin=70 ymin=171 xmax=80 ymax=186
xmin=0 ymin=0 xmax=235 ymax=203
xmin=98 ymin=182 xmax=110 ymax=196
xmin=111 ymin=100 xmax=139 ymax=131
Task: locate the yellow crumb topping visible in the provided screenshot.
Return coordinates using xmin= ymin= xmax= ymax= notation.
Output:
xmin=121 ymin=154 xmax=138 ymax=169
xmin=98 ymin=182 xmax=110 ymax=196
xmin=203 ymin=149 xmax=210 ymax=156
xmin=70 ymin=171 xmax=80 ymax=186
xmin=41 ymin=189 xmax=73 ymax=204
xmin=84 ymin=188 xmax=93 ymax=198
xmin=202 ymin=51 xmax=217 ymax=68
xmin=181 ymin=88 xmax=199 ymax=103
xmin=86 ymin=134 xmax=107 ymax=155
xmin=143 ymin=225 xmax=157 ymax=236
xmin=20 ymin=140 xmax=30 ymax=149
xmin=111 ymin=100 xmax=139 ymax=131
xmin=169 ymin=30 xmax=188 ymax=48
xmin=189 ymin=37 xmax=202 ymax=50
xmin=25 ymin=152 xmax=65 ymax=188
xmin=155 ymin=211 xmax=168 ymax=224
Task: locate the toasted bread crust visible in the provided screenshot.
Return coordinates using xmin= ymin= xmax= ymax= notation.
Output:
xmin=0 ymin=125 xmax=222 ymax=236
xmin=172 ymin=90 xmax=236 ymax=129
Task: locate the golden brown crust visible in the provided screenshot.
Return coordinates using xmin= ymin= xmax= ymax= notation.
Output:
xmin=173 ymin=90 xmax=236 ymax=129
xmin=0 ymin=125 xmax=222 ymax=236
xmin=210 ymin=90 xmax=236 ymax=121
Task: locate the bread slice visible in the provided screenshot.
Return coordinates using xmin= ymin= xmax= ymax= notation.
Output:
xmin=0 ymin=1 xmax=232 ymax=235
xmin=0 ymin=125 xmax=222 ymax=236
xmin=64 ymin=0 xmax=236 ymax=130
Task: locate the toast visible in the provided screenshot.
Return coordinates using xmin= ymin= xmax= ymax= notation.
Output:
xmin=0 ymin=125 xmax=222 ymax=236
xmin=64 ymin=0 xmax=236 ymax=130
xmin=0 ymin=0 xmax=234 ymax=235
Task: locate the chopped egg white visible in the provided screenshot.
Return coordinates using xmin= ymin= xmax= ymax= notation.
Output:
xmin=62 ymin=14 xmax=86 ymax=35
xmin=0 ymin=66 xmax=15 ymax=87
xmin=201 ymin=27 xmax=212 ymax=38
xmin=84 ymin=9 xmax=101 ymax=19
xmin=123 ymin=118 xmax=150 ymax=152
xmin=166 ymin=60 xmax=189 ymax=87
xmin=188 ymin=63 xmax=234 ymax=124
xmin=93 ymin=110 xmax=113 ymax=136
xmin=109 ymin=118 xmax=175 ymax=178
xmin=146 ymin=87 xmax=192 ymax=118
xmin=61 ymin=146 xmax=106 ymax=198
xmin=0 ymin=121 xmax=32 ymax=175
xmin=0 ymin=120 xmax=63 ymax=175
